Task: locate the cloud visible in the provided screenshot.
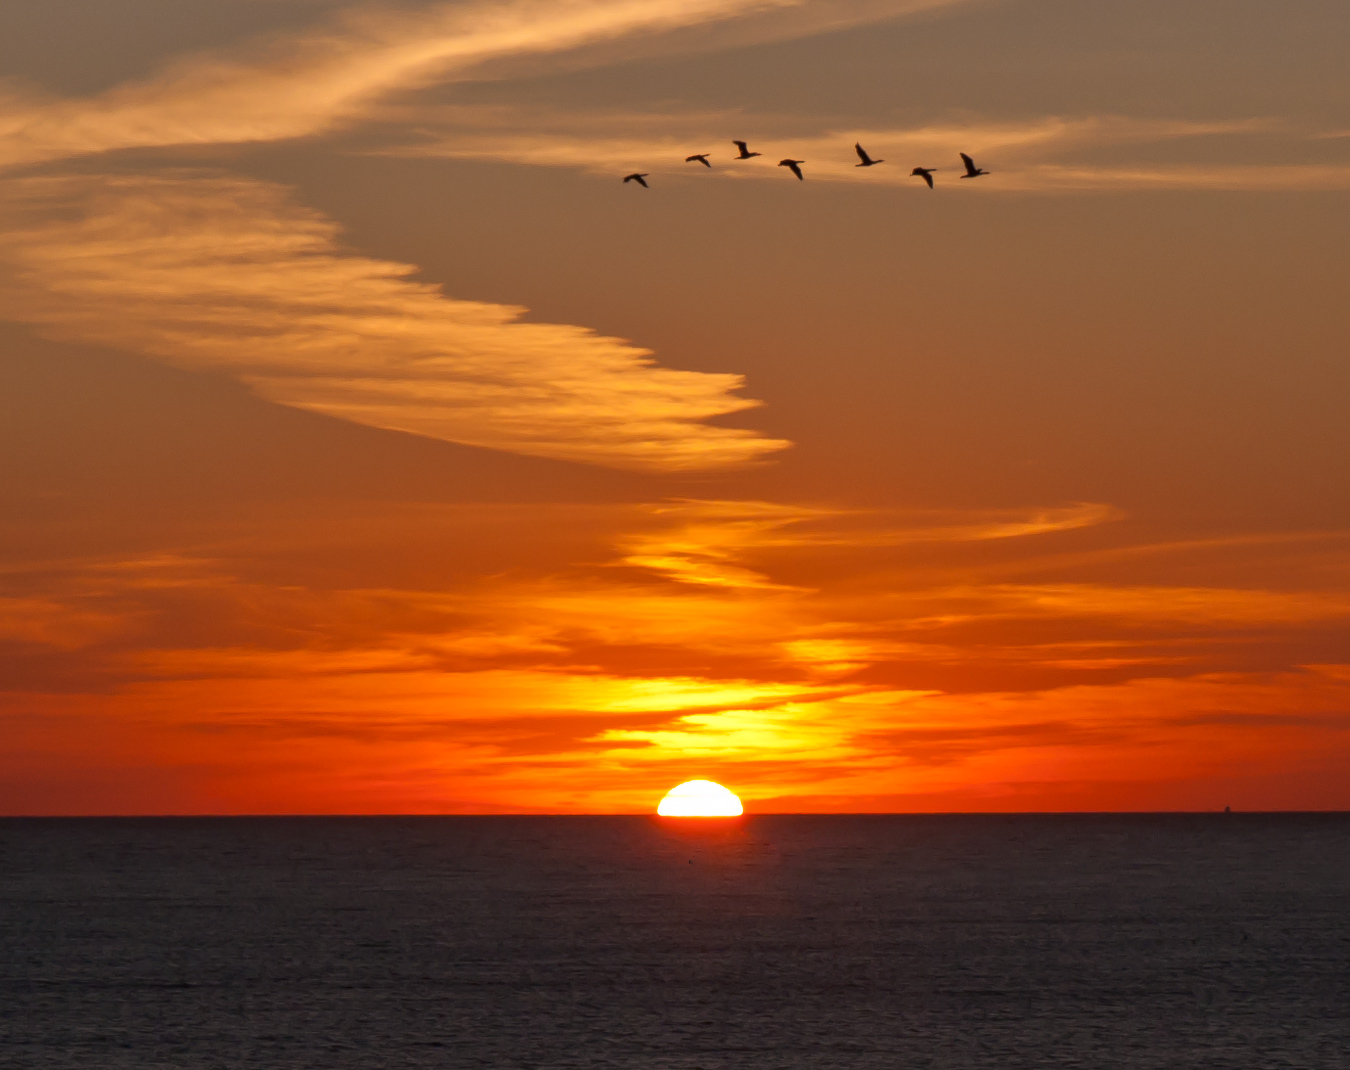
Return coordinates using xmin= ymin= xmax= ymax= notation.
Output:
xmin=0 ymin=0 xmax=776 ymax=169
xmin=0 ymin=172 xmax=787 ymax=469
xmin=0 ymin=1 xmax=985 ymax=470
xmin=393 ymin=111 xmax=1350 ymax=192
xmin=5 ymin=498 xmax=1350 ymax=811
xmin=992 ymin=164 xmax=1350 ymax=193
xmin=969 ymin=583 xmax=1350 ymax=625
xmin=8 ymin=500 xmax=1345 ymax=688
xmin=613 ymin=500 xmax=1117 ymax=588
xmin=0 ymin=0 xmax=977 ymax=171
xmin=0 ymin=597 xmax=125 ymax=650
xmin=395 ymin=113 xmax=1269 ymax=165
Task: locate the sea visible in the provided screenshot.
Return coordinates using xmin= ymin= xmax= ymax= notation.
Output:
xmin=1 ymin=815 xmax=1346 ymax=1068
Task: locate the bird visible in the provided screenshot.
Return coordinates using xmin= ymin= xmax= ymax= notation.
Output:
xmin=623 ymin=173 xmax=649 ymax=187
xmin=685 ymin=153 xmax=712 ymax=168
xmin=911 ymin=166 xmax=938 ymax=189
xmin=959 ymin=152 xmax=989 ymax=178
xmin=854 ymin=142 xmax=883 ymax=167
xmin=732 ymin=140 xmax=761 ymax=159
xmin=779 ymin=158 xmax=805 ymax=180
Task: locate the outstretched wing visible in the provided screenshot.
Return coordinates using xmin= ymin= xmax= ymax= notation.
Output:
xmin=854 ymin=142 xmax=869 ymax=164
xmin=733 ymin=140 xmax=748 ymax=151
xmin=921 ymin=171 xmax=934 ymax=188
xmin=960 ymin=152 xmax=976 ymax=174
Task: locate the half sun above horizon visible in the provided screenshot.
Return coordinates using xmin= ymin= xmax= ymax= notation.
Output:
xmin=656 ymin=780 xmax=744 ymax=817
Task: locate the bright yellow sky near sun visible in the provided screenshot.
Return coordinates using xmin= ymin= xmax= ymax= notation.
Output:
xmin=1 ymin=0 xmax=1349 ymax=814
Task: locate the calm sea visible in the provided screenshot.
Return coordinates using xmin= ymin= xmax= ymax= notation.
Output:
xmin=1 ymin=815 xmax=1347 ymax=1068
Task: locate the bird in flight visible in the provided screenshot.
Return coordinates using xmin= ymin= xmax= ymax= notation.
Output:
xmin=733 ymin=140 xmax=762 ymax=159
xmin=623 ymin=173 xmax=650 ymax=187
xmin=779 ymin=159 xmax=805 ymax=180
xmin=685 ymin=153 xmax=712 ymax=168
xmin=959 ymin=153 xmax=989 ymax=178
xmin=854 ymin=143 xmax=883 ymax=167
xmin=910 ymin=167 xmax=938 ymax=189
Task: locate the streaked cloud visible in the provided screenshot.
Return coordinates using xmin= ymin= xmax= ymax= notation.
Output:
xmin=992 ymin=163 xmax=1350 ymax=192
xmin=394 ymin=110 xmax=1350 ymax=192
xmin=971 ymin=583 xmax=1350 ymax=625
xmin=0 ymin=1 xmax=991 ymax=468
xmin=613 ymin=499 xmax=1117 ymax=588
xmin=0 ymin=0 xmax=976 ymax=171
xmin=0 ymin=0 xmax=783 ymax=169
xmin=396 ymin=113 xmax=1272 ymax=166
xmin=0 ymin=172 xmax=786 ymax=469
xmin=4 ymin=496 xmax=1350 ymax=811
xmin=0 ymin=597 xmax=124 ymax=650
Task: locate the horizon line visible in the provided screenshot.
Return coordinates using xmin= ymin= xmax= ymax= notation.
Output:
xmin=4 ymin=810 xmax=1347 ymax=819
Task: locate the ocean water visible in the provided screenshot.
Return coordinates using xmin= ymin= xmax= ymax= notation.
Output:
xmin=1 ymin=815 xmax=1347 ymax=1069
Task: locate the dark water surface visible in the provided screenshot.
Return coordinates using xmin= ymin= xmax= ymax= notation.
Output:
xmin=1 ymin=815 xmax=1347 ymax=1068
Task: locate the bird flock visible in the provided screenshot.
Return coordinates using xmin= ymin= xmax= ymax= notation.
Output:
xmin=623 ymin=141 xmax=990 ymax=189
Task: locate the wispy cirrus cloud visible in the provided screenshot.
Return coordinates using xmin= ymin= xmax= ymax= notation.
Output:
xmin=392 ymin=109 xmax=1350 ymax=192
xmin=6 ymin=1 xmax=1013 ymax=469
xmin=0 ymin=0 xmax=775 ymax=169
xmin=0 ymin=172 xmax=787 ymax=469
xmin=968 ymin=583 xmax=1350 ymax=625
xmin=4 ymin=498 xmax=1350 ymax=811
xmin=613 ymin=499 xmax=1118 ymax=588
xmin=395 ymin=112 xmax=1273 ymax=163
xmin=0 ymin=0 xmax=976 ymax=171
xmin=993 ymin=163 xmax=1350 ymax=192
xmin=0 ymin=597 xmax=125 ymax=650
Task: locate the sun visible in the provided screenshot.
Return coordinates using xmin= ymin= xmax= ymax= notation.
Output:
xmin=656 ymin=780 xmax=743 ymax=817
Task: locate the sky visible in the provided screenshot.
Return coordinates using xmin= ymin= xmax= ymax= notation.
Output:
xmin=2 ymin=0 xmax=1348 ymax=814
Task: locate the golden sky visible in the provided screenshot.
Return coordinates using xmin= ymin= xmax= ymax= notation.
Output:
xmin=2 ymin=0 xmax=1348 ymax=813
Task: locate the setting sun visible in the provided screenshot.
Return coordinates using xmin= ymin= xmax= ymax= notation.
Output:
xmin=656 ymin=780 xmax=744 ymax=817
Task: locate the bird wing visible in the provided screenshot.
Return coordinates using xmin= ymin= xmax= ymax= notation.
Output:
xmin=854 ymin=143 xmax=869 ymax=163
xmin=922 ymin=171 xmax=934 ymax=188
xmin=733 ymin=140 xmax=748 ymax=150
xmin=960 ymin=152 xmax=976 ymax=174
xmin=636 ymin=175 xmax=648 ymax=187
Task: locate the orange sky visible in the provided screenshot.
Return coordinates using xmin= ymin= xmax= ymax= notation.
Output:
xmin=2 ymin=0 xmax=1349 ymax=813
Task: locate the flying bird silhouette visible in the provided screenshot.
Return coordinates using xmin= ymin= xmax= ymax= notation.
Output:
xmin=959 ymin=153 xmax=989 ymax=178
xmin=623 ymin=173 xmax=649 ymax=187
xmin=911 ymin=167 xmax=938 ymax=189
xmin=685 ymin=153 xmax=712 ymax=168
xmin=733 ymin=140 xmax=762 ymax=159
xmin=854 ymin=142 xmax=883 ymax=167
xmin=779 ymin=158 xmax=805 ymax=180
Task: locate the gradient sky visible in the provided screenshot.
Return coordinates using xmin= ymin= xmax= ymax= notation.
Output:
xmin=2 ymin=0 xmax=1348 ymax=814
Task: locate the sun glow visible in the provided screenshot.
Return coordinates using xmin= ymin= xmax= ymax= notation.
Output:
xmin=656 ymin=779 xmax=744 ymax=817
